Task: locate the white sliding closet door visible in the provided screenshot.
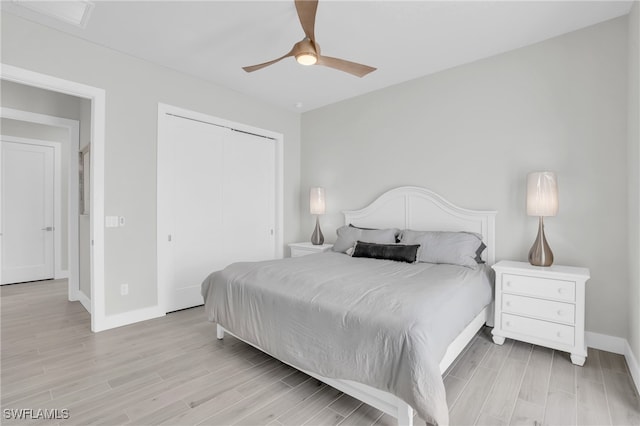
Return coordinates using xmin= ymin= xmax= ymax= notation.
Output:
xmin=221 ymin=130 xmax=276 ymax=263
xmin=160 ymin=114 xmax=276 ymax=312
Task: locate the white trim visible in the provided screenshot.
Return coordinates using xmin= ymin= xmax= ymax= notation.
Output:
xmin=156 ymin=103 xmax=285 ymax=313
xmin=98 ymin=305 xmax=165 ymax=331
xmin=625 ymin=341 xmax=640 ymax=394
xmin=1 ymin=64 xmax=106 ymax=332
xmin=0 ymin=108 xmax=80 ymax=300
xmin=586 ymin=332 xmax=640 ymax=394
xmin=586 ymin=331 xmax=627 ymax=354
xmin=0 ymin=136 xmax=63 ymax=281
xmin=76 ymin=287 xmax=91 ymax=314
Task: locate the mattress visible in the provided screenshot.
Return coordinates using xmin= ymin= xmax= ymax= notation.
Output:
xmin=201 ymin=251 xmax=493 ymax=425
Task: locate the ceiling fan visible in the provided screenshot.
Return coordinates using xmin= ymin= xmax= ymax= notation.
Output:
xmin=242 ymin=0 xmax=376 ymax=78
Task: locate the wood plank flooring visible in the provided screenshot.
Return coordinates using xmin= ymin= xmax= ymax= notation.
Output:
xmin=2 ymin=279 xmax=639 ymax=425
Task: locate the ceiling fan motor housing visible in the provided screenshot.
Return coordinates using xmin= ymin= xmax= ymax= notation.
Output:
xmin=294 ymin=38 xmax=319 ymax=65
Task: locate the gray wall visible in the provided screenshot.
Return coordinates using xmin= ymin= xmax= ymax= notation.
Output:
xmin=1 ymin=79 xmax=84 ymax=119
xmin=2 ymin=13 xmax=302 ymax=316
xmin=301 ymin=17 xmax=629 ymax=338
xmin=628 ymin=3 xmax=640 ymax=366
xmin=1 ymin=117 xmax=69 ymax=141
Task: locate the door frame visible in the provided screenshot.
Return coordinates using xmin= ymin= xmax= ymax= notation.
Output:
xmin=1 ymin=64 xmax=107 ymax=332
xmin=1 ymin=136 xmax=63 ymax=285
xmin=157 ymin=103 xmax=284 ymax=312
xmin=0 ymin=109 xmax=85 ymax=307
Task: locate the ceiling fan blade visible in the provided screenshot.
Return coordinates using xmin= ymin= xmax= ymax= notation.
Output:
xmin=242 ymin=49 xmax=295 ymax=73
xmin=316 ymin=56 xmax=376 ymax=78
xmin=295 ymin=0 xmax=318 ymax=41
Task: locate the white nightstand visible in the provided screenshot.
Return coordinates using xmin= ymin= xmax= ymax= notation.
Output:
xmin=288 ymin=242 xmax=333 ymax=257
xmin=491 ymin=260 xmax=590 ymax=366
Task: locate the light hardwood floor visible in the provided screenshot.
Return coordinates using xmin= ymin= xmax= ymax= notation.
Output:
xmin=1 ymin=279 xmax=639 ymax=425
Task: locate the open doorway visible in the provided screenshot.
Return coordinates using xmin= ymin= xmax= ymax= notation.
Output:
xmin=1 ymin=64 xmax=106 ymax=332
xmin=1 ymin=98 xmax=89 ymax=312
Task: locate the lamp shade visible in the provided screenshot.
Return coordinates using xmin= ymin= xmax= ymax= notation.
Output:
xmin=310 ymin=187 xmax=326 ymax=215
xmin=526 ymin=172 xmax=559 ymax=217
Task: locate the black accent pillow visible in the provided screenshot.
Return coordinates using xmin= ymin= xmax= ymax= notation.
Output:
xmin=352 ymin=241 xmax=420 ymax=264
xmin=475 ymin=242 xmax=487 ymax=264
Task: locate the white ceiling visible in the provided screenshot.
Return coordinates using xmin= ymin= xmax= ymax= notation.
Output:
xmin=2 ymin=1 xmax=633 ymax=112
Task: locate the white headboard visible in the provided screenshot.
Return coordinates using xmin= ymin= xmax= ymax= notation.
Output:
xmin=343 ymin=186 xmax=497 ymax=265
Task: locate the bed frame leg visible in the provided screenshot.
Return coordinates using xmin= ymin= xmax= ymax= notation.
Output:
xmin=397 ymin=402 xmax=413 ymax=426
xmin=216 ymin=324 xmax=225 ymax=340
xmin=485 ymin=301 xmax=495 ymax=328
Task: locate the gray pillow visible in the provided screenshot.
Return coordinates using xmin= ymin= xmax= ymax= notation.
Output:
xmin=332 ymin=226 xmax=398 ymax=253
xmin=349 ymin=224 xmax=401 ymax=243
xmin=399 ymin=230 xmax=485 ymax=268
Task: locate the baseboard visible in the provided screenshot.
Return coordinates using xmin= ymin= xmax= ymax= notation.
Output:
xmin=56 ymin=269 xmax=69 ymax=279
xmin=586 ymin=331 xmax=626 ymax=354
xmin=77 ymin=290 xmax=91 ymax=314
xmin=94 ymin=305 xmax=165 ymax=332
xmin=625 ymin=341 xmax=640 ymax=394
xmin=586 ymin=331 xmax=640 ymax=394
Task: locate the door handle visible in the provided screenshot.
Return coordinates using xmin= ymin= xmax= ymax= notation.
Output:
xmin=41 ymin=227 xmax=54 ymax=231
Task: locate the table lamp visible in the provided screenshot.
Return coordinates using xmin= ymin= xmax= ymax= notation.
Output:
xmin=310 ymin=187 xmax=325 ymax=245
xmin=526 ymin=171 xmax=558 ymax=267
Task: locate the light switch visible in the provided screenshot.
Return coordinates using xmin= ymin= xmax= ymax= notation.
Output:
xmin=105 ymin=216 xmax=119 ymax=228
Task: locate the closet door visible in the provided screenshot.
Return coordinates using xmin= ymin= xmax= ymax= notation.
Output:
xmin=160 ymin=115 xmax=276 ymax=312
xmin=221 ymin=130 xmax=276 ymax=264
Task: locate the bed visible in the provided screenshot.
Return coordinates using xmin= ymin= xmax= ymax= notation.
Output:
xmin=201 ymin=186 xmax=497 ymax=425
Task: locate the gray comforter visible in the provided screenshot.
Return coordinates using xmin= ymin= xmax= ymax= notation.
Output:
xmin=201 ymin=252 xmax=492 ymax=425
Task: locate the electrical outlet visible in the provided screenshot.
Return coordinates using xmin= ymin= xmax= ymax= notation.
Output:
xmin=119 ymin=216 xmax=126 ymax=226
xmin=120 ymin=283 xmax=129 ymax=296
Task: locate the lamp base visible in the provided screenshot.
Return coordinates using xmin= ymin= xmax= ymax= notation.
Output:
xmin=311 ymin=216 xmax=324 ymax=245
xmin=528 ymin=217 xmax=554 ymax=267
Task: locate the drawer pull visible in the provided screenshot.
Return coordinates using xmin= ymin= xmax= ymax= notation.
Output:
xmin=505 ymin=321 xmax=511 ymax=327
xmin=505 ymin=301 xmax=511 ymax=307
xmin=506 ymin=281 xmax=512 ymax=287
xmin=558 ymin=288 xmax=564 ymax=294
xmin=557 ymin=310 xmax=564 ymax=316
xmin=557 ymin=331 xmax=562 ymax=338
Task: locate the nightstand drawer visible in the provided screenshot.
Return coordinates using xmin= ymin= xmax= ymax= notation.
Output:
xmin=502 ymin=313 xmax=575 ymax=346
xmin=502 ymin=273 xmax=575 ymax=302
xmin=502 ymin=294 xmax=575 ymax=325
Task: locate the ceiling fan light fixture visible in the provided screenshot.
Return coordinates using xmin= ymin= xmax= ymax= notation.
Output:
xmin=242 ymin=0 xmax=376 ymax=77
xmin=295 ymin=52 xmax=317 ymax=66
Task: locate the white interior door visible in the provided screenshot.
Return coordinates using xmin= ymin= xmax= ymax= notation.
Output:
xmin=161 ymin=115 xmax=276 ymax=312
xmin=1 ymin=141 xmax=55 ymax=284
